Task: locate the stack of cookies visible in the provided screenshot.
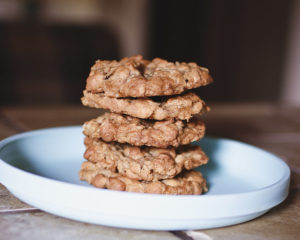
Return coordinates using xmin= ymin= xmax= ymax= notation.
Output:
xmin=79 ymin=55 xmax=213 ymax=195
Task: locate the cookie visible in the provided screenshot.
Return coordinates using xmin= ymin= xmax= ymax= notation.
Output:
xmin=83 ymin=113 xmax=205 ymax=148
xmin=85 ymin=55 xmax=213 ymax=98
xmin=84 ymin=137 xmax=208 ymax=181
xmin=82 ymin=90 xmax=209 ymax=121
xmin=80 ymin=161 xmax=208 ymax=195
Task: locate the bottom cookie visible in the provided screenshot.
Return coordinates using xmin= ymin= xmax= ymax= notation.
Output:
xmin=79 ymin=161 xmax=208 ymax=195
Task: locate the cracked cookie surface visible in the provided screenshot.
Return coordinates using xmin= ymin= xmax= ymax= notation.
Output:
xmin=84 ymin=137 xmax=208 ymax=181
xmin=82 ymin=90 xmax=209 ymax=120
xmin=80 ymin=161 xmax=208 ymax=195
xmin=83 ymin=113 xmax=205 ymax=148
xmin=86 ymin=55 xmax=213 ymax=98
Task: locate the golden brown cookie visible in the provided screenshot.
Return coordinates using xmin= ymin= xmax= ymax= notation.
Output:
xmin=85 ymin=55 xmax=213 ymax=98
xmin=83 ymin=113 xmax=205 ymax=148
xmin=79 ymin=161 xmax=208 ymax=195
xmin=84 ymin=137 xmax=208 ymax=181
xmin=81 ymin=90 xmax=209 ymax=121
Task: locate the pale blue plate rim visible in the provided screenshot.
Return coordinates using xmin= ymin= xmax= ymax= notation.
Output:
xmin=0 ymin=125 xmax=291 ymax=199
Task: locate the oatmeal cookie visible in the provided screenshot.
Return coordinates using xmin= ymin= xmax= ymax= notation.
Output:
xmin=84 ymin=137 xmax=208 ymax=181
xmin=80 ymin=161 xmax=208 ymax=195
xmin=81 ymin=90 xmax=209 ymax=120
xmin=86 ymin=55 xmax=213 ymax=98
xmin=83 ymin=113 xmax=205 ymax=148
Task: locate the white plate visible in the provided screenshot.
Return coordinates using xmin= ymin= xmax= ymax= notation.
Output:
xmin=0 ymin=126 xmax=290 ymax=230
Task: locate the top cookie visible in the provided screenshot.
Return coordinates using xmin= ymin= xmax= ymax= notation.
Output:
xmin=86 ymin=55 xmax=213 ymax=98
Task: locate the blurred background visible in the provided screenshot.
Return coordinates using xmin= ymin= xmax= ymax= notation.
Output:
xmin=0 ymin=0 xmax=299 ymax=105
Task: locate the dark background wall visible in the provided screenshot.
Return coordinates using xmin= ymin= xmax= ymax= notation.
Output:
xmin=149 ymin=0 xmax=291 ymax=102
xmin=0 ymin=22 xmax=120 ymax=104
xmin=0 ymin=0 xmax=293 ymax=105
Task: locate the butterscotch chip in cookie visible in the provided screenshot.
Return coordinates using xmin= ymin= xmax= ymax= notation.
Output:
xmin=82 ymin=90 xmax=209 ymax=120
xmin=84 ymin=137 xmax=208 ymax=181
xmin=83 ymin=113 xmax=205 ymax=148
xmin=79 ymin=161 xmax=208 ymax=195
xmin=86 ymin=55 xmax=213 ymax=98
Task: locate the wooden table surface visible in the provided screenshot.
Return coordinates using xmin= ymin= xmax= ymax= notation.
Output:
xmin=0 ymin=104 xmax=299 ymax=240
